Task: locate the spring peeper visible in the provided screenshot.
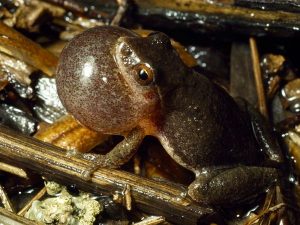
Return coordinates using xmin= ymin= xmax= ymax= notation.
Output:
xmin=56 ymin=26 xmax=282 ymax=204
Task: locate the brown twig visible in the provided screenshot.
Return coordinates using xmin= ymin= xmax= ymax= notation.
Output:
xmin=111 ymin=0 xmax=128 ymax=26
xmin=249 ymin=37 xmax=269 ymax=119
xmin=0 ymin=125 xmax=212 ymax=224
xmin=44 ymin=0 xmax=300 ymax=37
xmin=134 ymin=0 xmax=300 ymax=37
xmin=0 ymin=207 xmax=40 ymax=225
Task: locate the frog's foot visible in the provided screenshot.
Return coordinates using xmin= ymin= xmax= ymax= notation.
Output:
xmin=80 ymin=154 xmax=119 ymax=181
xmin=71 ymin=127 xmax=144 ymax=181
xmin=188 ymin=166 xmax=278 ymax=205
xmin=81 ymin=161 xmax=102 ymax=180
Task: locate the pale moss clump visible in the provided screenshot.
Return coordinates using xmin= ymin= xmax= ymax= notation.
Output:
xmin=45 ymin=181 xmax=63 ymax=195
xmin=25 ymin=181 xmax=102 ymax=225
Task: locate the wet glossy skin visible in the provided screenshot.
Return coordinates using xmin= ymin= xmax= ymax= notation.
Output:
xmin=56 ymin=26 xmax=281 ymax=205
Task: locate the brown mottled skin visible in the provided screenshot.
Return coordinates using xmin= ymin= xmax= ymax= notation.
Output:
xmin=56 ymin=26 xmax=282 ymax=205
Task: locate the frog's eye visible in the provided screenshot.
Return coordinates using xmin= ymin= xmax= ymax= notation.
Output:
xmin=134 ymin=64 xmax=154 ymax=85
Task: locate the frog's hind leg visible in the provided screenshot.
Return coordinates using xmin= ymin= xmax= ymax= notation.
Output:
xmin=247 ymin=104 xmax=283 ymax=164
xmin=188 ymin=166 xmax=278 ymax=205
xmin=236 ymin=98 xmax=283 ymax=165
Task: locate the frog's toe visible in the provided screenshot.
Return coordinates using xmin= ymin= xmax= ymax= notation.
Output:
xmin=81 ymin=164 xmax=99 ymax=180
xmin=187 ymin=182 xmax=207 ymax=203
xmin=78 ymin=154 xmax=106 ymax=180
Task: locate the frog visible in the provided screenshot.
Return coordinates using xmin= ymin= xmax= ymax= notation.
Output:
xmin=55 ymin=26 xmax=283 ymax=205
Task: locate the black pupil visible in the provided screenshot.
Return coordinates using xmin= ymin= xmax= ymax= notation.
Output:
xmin=139 ymin=69 xmax=149 ymax=80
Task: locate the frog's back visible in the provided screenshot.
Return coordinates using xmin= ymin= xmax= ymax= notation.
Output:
xmin=158 ymin=72 xmax=263 ymax=170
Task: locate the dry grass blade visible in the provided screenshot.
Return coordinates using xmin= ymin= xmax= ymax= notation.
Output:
xmin=123 ymin=184 xmax=132 ymax=211
xmin=245 ymin=188 xmax=285 ymax=225
xmin=0 ymin=22 xmax=58 ymax=76
xmin=230 ymin=42 xmax=258 ymax=106
xmin=17 ymin=187 xmax=47 ymax=216
xmin=0 ymin=125 xmax=212 ymax=224
xmin=0 ymin=185 xmax=14 ymax=212
xmin=35 ymin=115 xmax=109 ymax=153
xmin=133 ymin=216 xmax=165 ymax=225
xmin=245 ymin=203 xmax=285 ymax=225
xmin=249 ymin=37 xmax=268 ymax=118
xmin=263 ymin=188 xmax=276 ymax=213
xmin=0 ymin=162 xmax=28 ymax=179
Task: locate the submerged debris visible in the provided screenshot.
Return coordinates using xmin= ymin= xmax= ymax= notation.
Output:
xmin=281 ymin=78 xmax=300 ymax=113
xmin=0 ymin=51 xmax=34 ymax=88
xmin=0 ymin=0 xmax=65 ymax=31
xmin=285 ymin=127 xmax=300 ymax=176
xmin=0 ymin=103 xmax=38 ymax=135
xmin=260 ymin=54 xmax=285 ymax=98
xmin=34 ymin=76 xmax=67 ymax=123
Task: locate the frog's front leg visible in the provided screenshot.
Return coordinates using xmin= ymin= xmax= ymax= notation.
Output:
xmin=188 ymin=166 xmax=278 ymax=205
xmin=80 ymin=127 xmax=145 ymax=179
